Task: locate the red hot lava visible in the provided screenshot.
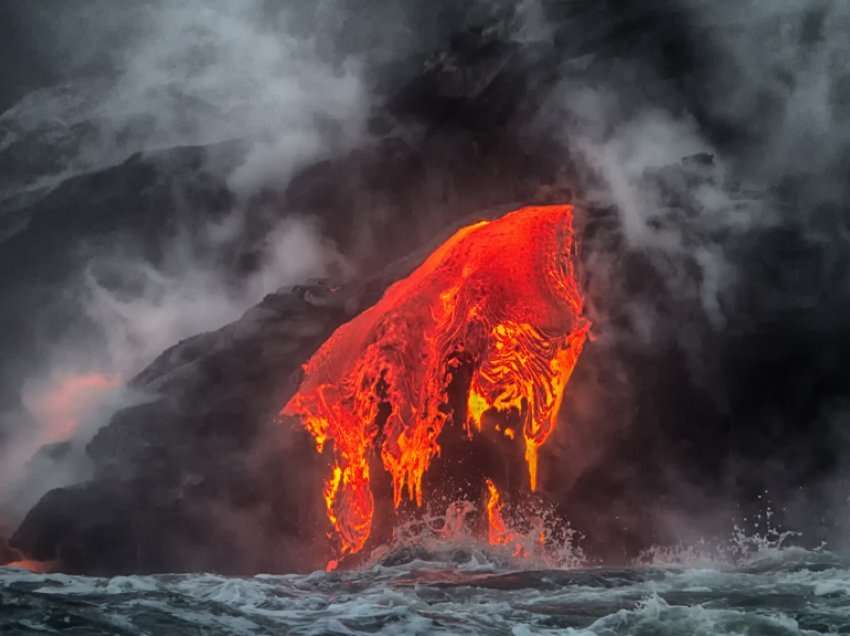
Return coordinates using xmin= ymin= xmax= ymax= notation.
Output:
xmin=282 ymin=205 xmax=590 ymax=558
xmin=27 ymin=372 xmax=120 ymax=444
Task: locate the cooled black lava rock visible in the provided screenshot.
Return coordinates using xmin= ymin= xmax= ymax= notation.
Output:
xmin=10 ymin=280 xmax=347 ymax=574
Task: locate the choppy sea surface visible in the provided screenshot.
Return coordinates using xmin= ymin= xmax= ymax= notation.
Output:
xmin=3 ymin=541 xmax=850 ymax=636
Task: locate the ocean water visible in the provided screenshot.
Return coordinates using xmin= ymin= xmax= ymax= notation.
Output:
xmin=3 ymin=541 xmax=850 ymax=635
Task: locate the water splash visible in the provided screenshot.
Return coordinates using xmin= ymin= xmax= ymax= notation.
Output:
xmin=363 ymin=495 xmax=586 ymax=572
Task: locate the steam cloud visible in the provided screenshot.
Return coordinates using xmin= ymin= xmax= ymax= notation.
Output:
xmin=0 ymin=1 xmax=367 ymax=525
xmin=552 ymin=0 xmax=850 ymax=327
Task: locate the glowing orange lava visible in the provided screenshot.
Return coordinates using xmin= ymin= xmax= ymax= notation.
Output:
xmin=27 ymin=372 xmax=120 ymax=443
xmin=1 ymin=559 xmax=55 ymax=573
xmin=282 ymin=205 xmax=590 ymax=558
xmin=484 ymin=479 xmax=513 ymax=547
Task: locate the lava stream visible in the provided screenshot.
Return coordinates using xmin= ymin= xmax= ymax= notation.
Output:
xmin=281 ymin=204 xmax=590 ymax=558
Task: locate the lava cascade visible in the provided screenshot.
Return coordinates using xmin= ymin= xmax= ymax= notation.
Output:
xmin=485 ymin=479 xmax=513 ymax=547
xmin=282 ymin=205 xmax=590 ymax=558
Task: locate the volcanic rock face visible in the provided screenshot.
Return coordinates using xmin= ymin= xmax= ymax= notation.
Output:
xmin=8 ymin=2 xmax=850 ymax=574
xmin=10 ymin=210 xmax=529 ymax=573
xmin=10 ymin=279 xmax=372 ymax=573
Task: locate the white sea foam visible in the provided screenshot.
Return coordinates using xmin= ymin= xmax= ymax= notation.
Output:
xmin=2 ymin=528 xmax=848 ymax=635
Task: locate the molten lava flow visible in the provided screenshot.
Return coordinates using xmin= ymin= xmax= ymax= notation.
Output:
xmin=484 ymin=479 xmax=513 ymax=547
xmin=1 ymin=559 xmax=55 ymax=573
xmin=282 ymin=205 xmax=590 ymax=557
xmin=27 ymin=372 xmax=120 ymax=443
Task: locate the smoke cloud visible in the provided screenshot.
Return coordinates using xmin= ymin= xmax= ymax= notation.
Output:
xmin=0 ymin=1 xmax=367 ymax=196
xmin=0 ymin=0 xmax=367 ymax=526
xmin=531 ymin=0 xmax=850 ymax=548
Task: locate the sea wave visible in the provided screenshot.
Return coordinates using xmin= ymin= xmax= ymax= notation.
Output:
xmin=2 ymin=540 xmax=849 ymax=635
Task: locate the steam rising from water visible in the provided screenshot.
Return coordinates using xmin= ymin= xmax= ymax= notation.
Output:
xmin=0 ymin=375 xmax=141 ymax=524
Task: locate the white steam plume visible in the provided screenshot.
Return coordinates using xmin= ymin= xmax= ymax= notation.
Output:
xmin=0 ymin=0 xmax=366 ymax=528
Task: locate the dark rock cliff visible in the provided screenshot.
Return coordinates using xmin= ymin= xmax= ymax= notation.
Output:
xmin=7 ymin=2 xmax=850 ymax=572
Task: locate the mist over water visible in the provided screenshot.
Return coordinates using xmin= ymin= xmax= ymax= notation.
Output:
xmin=0 ymin=1 xmax=365 ymax=524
